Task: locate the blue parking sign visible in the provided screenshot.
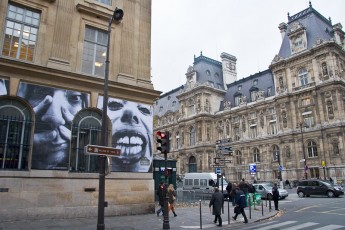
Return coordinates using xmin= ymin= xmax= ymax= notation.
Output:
xmin=249 ymin=164 xmax=256 ymax=173
xmin=215 ymin=168 xmax=221 ymax=174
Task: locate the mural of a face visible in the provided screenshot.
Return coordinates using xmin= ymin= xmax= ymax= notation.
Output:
xmin=98 ymin=96 xmax=153 ymax=172
xmin=18 ymin=83 xmax=89 ymax=169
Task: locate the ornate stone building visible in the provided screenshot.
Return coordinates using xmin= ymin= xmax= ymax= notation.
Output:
xmin=0 ymin=0 xmax=159 ymax=220
xmin=153 ymin=3 xmax=345 ymax=184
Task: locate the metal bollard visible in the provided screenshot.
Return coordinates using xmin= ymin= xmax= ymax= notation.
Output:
xmin=269 ymin=197 xmax=272 ymax=212
xmin=199 ymin=200 xmax=202 ymax=229
xmin=248 ymin=196 xmax=251 ymax=219
xmin=228 ymin=197 xmax=230 ymax=225
xmin=261 ymin=200 xmax=264 ymax=216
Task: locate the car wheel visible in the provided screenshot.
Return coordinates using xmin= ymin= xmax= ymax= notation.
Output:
xmin=297 ymin=191 xmax=304 ymax=198
xmin=327 ymin=191 xmax=335 ymax=198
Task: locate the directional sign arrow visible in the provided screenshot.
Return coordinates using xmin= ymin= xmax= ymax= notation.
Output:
xmin=85 ymin=144 xmax=121 ymax=157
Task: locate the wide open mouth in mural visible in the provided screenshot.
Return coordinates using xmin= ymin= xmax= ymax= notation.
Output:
xmin=112 ymin=129 xmax=147 ymax=164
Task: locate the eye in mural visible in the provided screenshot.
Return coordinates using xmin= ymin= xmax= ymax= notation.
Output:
xmin=97 ymin=96 xmax=153 ymax=172
xmin=17 ymin=82 xmax=90 ymax=170
xmin=0 ymin=79 xmax=8 ymax=95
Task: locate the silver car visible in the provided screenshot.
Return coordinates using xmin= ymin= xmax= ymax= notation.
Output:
xmin=253 ymin=183 xmax=289 ymax=200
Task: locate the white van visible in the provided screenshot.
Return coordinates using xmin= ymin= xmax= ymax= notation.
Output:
xmin=183 ymin=172 xmax=228 ymax=197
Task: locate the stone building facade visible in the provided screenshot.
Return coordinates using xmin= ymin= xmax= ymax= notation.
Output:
xmin=153 ymin=3 xmax=345 ymax=184
xmin=0 ymin=0 xmax=159 ymax=221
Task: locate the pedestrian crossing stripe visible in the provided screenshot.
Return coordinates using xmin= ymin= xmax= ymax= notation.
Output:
xmin=245 ymin=221 xmax=345 ymax=230
xmin=254 ymin=221 xmax=297 ymax=230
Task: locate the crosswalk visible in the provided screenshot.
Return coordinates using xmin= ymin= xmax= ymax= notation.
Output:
xmin=244 ymin=220 xmax=344 ymax=230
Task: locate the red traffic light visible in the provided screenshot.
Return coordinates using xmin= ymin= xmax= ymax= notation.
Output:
xmin=156 ymin=131 xmax=166 ymax=138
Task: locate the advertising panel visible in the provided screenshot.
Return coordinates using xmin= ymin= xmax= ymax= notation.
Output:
xmin=17 ymin=82 xmax=90 ymax=170
xmin=97 ymin=96 xmax=153 ymax=172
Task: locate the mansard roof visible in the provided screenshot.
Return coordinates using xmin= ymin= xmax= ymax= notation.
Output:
xmin=153 ymin=85 xmax=184 ymax=117
xmin=185 ymin=53 xmax=225 ymax=91
xmin=278 ymin=4 xmax=335 ymax=58
xmin=223 ymin=69 xmax=275 ymax=109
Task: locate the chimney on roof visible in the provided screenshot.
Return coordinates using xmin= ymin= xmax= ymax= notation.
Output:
xmin=333 ymin=23 xmax=345 ymax=49
xmin=220 ymin=52 xmax=237 ymax=89
xmin=278 ymin=22 xmax=288 ymax=40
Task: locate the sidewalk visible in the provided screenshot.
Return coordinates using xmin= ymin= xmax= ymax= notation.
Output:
xmin=0 ymin=200 xmax=278 ymax=230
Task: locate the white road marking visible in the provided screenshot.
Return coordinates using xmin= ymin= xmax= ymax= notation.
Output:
xmin=312 ymin=225 xmax=345 ymax=230
xmin=252 ymin=221 xmax=297 ymax=230
xmin=280 ymin=222 xmax=319 ymax=230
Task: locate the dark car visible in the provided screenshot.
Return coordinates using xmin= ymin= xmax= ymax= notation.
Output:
xmin=297 ymin=179 xmax=344 ymax=198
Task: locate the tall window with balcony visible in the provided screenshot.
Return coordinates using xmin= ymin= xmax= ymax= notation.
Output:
xmin=249 ymin=125 xmax=257 ymax=138
xmin=307 ymin=141 xmax=318 ymax=157
xmin=235 ymin=150 xmax=242 ymax=165
xmin=82 ymin=26 xmax=108 ymax=77
xmin=2 ymin=4 xmax=40 ymax=62
xmin=298 ymin=68 xmax=309 ymax=86
xmin=234 ymin=127 xmax=240 ymax=141
xmin=253 ymin=148 xmax=260 ymax=163
xmin=188 ymin=98 xmax=195 ymax=114
xmin=175 ymin=132 xmax=179 ymax=149
xmin=189 ymin=127 xmax=195 ymax=146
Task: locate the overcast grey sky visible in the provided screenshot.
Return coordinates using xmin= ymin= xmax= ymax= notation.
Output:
xmin=151 ymin=0 xmax=345 ymax=94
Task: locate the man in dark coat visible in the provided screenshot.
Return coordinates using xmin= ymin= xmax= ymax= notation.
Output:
xmin=232 ymin=187 xmax=248 ymax=224
xmin=272 ymin=183 xmax=280 ymax=211
xmin=156 ymin=182 xmax=166 ymax=216
xmin=209 ymin=187 xmax=224 ymax=227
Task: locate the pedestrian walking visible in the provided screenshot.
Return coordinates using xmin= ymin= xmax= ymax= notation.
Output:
xmin=226 ymin=181 xmax=232 ymax=201
xmin=209 ymin=187 xmax=224 ymax=227
xmin=167 ymin=184 xmax=177 ymax=217
xmin=285 ymin=179 xmax=291 ymax=189
xmin=272 ymin=183 xmax=280 ymax=211
xmin=156 ymin=182 xmax=166 ymax=216
xmin=232 ymin=187 xmax=248 ymax=224
xmin=230 ymin=183 xmax=237 ymax=206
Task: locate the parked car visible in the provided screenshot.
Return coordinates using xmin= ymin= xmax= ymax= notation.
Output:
xmin=297 ymin=179 xmax=344 ymax=198
xmin=253 ymin=183 xmax=289 ymax=200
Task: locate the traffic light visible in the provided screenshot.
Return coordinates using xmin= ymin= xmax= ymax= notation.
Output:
xmin=156 ymin=131 xmax=170 ymax=154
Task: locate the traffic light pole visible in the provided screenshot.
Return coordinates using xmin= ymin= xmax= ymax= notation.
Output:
xmin=163 ymin=152 xmax=170 ymax=229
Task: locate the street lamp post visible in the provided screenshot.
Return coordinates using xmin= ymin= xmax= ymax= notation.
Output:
xmin=299 ymin=122 xmax=308 ymax=180
xmin=97 ymin=7 xmax=124 ymax=230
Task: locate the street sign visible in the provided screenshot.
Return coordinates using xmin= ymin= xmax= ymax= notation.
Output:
xmin=85 ymin=144 xmax=121 ymax=157
xmin=279 ymin=165 xmax=283 ymax=171
xmin=249 ymin=163 xmax=256 ymax=173
xmin=300 ymin=159 xmax=305 ymax=162
xmin=211 ymin=164 xmax=226 ymax=168
xmin=215 ymin=138 xmax=231 ymax=144
xmin=215 ymin=168 xmax=221 ymax=174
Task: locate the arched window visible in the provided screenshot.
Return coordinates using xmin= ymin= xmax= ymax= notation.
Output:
xmin=307 ymin=141 xmax=318 ymax=158
xmin=188 ymin=156 xmax=197 ymax=173
xmin=70 ymin=109 xmax=102 ymax=172
xmin=253 ymin=148 xmax=260 ymax=163
xmin=298 ymin=68 xmax=308 ymax=86
xmin=272 ymin=145 xmax=280 ymax=161
xmin=0 ymin=98 xmax=33 ymax=170
xmin=189 ymin=126 xmax=195 ymax=146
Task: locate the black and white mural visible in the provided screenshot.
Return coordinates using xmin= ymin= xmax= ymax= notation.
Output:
xmin=17 ymin=82 xmax=90 ymax=170
xmin=97 ymin=96 xmax=153 ymax=172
